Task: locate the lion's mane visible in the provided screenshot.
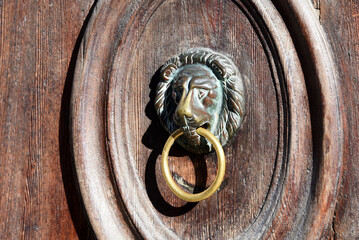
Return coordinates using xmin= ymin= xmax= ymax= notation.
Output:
xmin=154 ymin=48 xmax=246 ymax=152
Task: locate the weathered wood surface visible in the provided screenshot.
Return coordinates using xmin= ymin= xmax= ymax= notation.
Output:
xmin=321 ymin=1 xmax=359 ymax=238
xmin=0 ymin=0 xmax=96 ymax=239
xmin=276 ymin=1 xmax=359 ymax=238
xmin=71 ymin=0 xmax=340 ymax=239
xmin=0 ymin=0 xmax=359 ymax=239
xmin=106 ymin=0 xmax=294 ymax=238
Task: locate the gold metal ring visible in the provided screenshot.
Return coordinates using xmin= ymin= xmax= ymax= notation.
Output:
xmin=161 ymin=127 xmax=225 ymax=202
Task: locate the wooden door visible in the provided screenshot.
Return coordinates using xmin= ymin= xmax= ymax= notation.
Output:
xmin=1 ymin=0 xmax=359 ymax=239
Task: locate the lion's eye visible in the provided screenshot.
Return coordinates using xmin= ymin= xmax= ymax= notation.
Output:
xmin=197 ymin=89 xmax=208 ymax=100
xmin=173 ymin=88 xmax=182 ymax=103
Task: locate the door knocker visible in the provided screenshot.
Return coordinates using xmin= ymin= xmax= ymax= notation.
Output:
xmin=155 ymin=48 xmax=246 ymax=202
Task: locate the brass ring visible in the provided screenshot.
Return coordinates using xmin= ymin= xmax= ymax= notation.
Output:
xmin=161 ymin=127 xmax=226 ymax=202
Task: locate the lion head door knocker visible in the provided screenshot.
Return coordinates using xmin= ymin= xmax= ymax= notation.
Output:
xmin=154 ymin=48 xmax=246 ymax=202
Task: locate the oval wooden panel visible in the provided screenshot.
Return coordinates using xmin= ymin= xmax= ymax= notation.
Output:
xmin=71 ymin=0 xmax=343 ymax=239
xmin=108 ymin=0 xmax=283 ymax=239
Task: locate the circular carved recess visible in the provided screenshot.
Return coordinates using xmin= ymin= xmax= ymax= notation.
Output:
xmin=71 ymin=0 xmax=342 ymax=239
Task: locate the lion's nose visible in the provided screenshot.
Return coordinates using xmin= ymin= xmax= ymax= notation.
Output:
xmin=176 ymin=103 xmax=193 ymax=120
xmin=175 ymin=95 xmax=193 ymax=123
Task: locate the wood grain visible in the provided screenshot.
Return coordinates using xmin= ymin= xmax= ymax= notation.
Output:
xmin=271 ymin=1 xmax=345 ymax=238
xmin=72 ymin=0 xmax=325 ymax=239
xmin=1 ymin=0 xmax=359 ymax=239
xmin=320 ymin=0 xmax=359 ymax=238
xmin=0 ymin=0 xmax=96 ymax=239
xmin=117 ymin=0 xmax=281 ymax=237
xmin=274 ymin=1 xmax=359 ymax=238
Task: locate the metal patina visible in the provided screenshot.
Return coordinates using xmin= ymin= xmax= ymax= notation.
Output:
xmin=155 ymin=48 xmax=246 ymax=154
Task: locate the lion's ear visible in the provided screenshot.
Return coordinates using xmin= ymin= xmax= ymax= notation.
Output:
xmin=211 ymin=60 xmax=226 ymax=78
xmin=162 ymin=64 xmax=178 ymax=81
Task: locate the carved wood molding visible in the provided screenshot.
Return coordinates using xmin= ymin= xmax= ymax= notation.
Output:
xmin=71 ymin=0 xmax=343 ymax=239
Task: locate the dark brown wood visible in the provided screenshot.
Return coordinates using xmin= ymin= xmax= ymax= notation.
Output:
xmin=274 ymin=1 xmax=359 ymax=238
xmin=1 ymin=0 xmax=359 ymax=239
xmin=271 ymin=1 xmax=345 ymax=238
xmin=319 ymin=1 xmax=359 ymax=238
xmin=0 ymin=0 xmax=96 ymax=239
xmin=71 ymin=0 xmax=344 ymax=239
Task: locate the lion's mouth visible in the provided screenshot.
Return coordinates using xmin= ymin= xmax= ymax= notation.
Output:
xmin=180 ymin=123 xmax=209 ymax=146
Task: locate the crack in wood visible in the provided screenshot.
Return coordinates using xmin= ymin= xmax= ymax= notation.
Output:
xmin=311 ymin=0 xmax=321 ymax=22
